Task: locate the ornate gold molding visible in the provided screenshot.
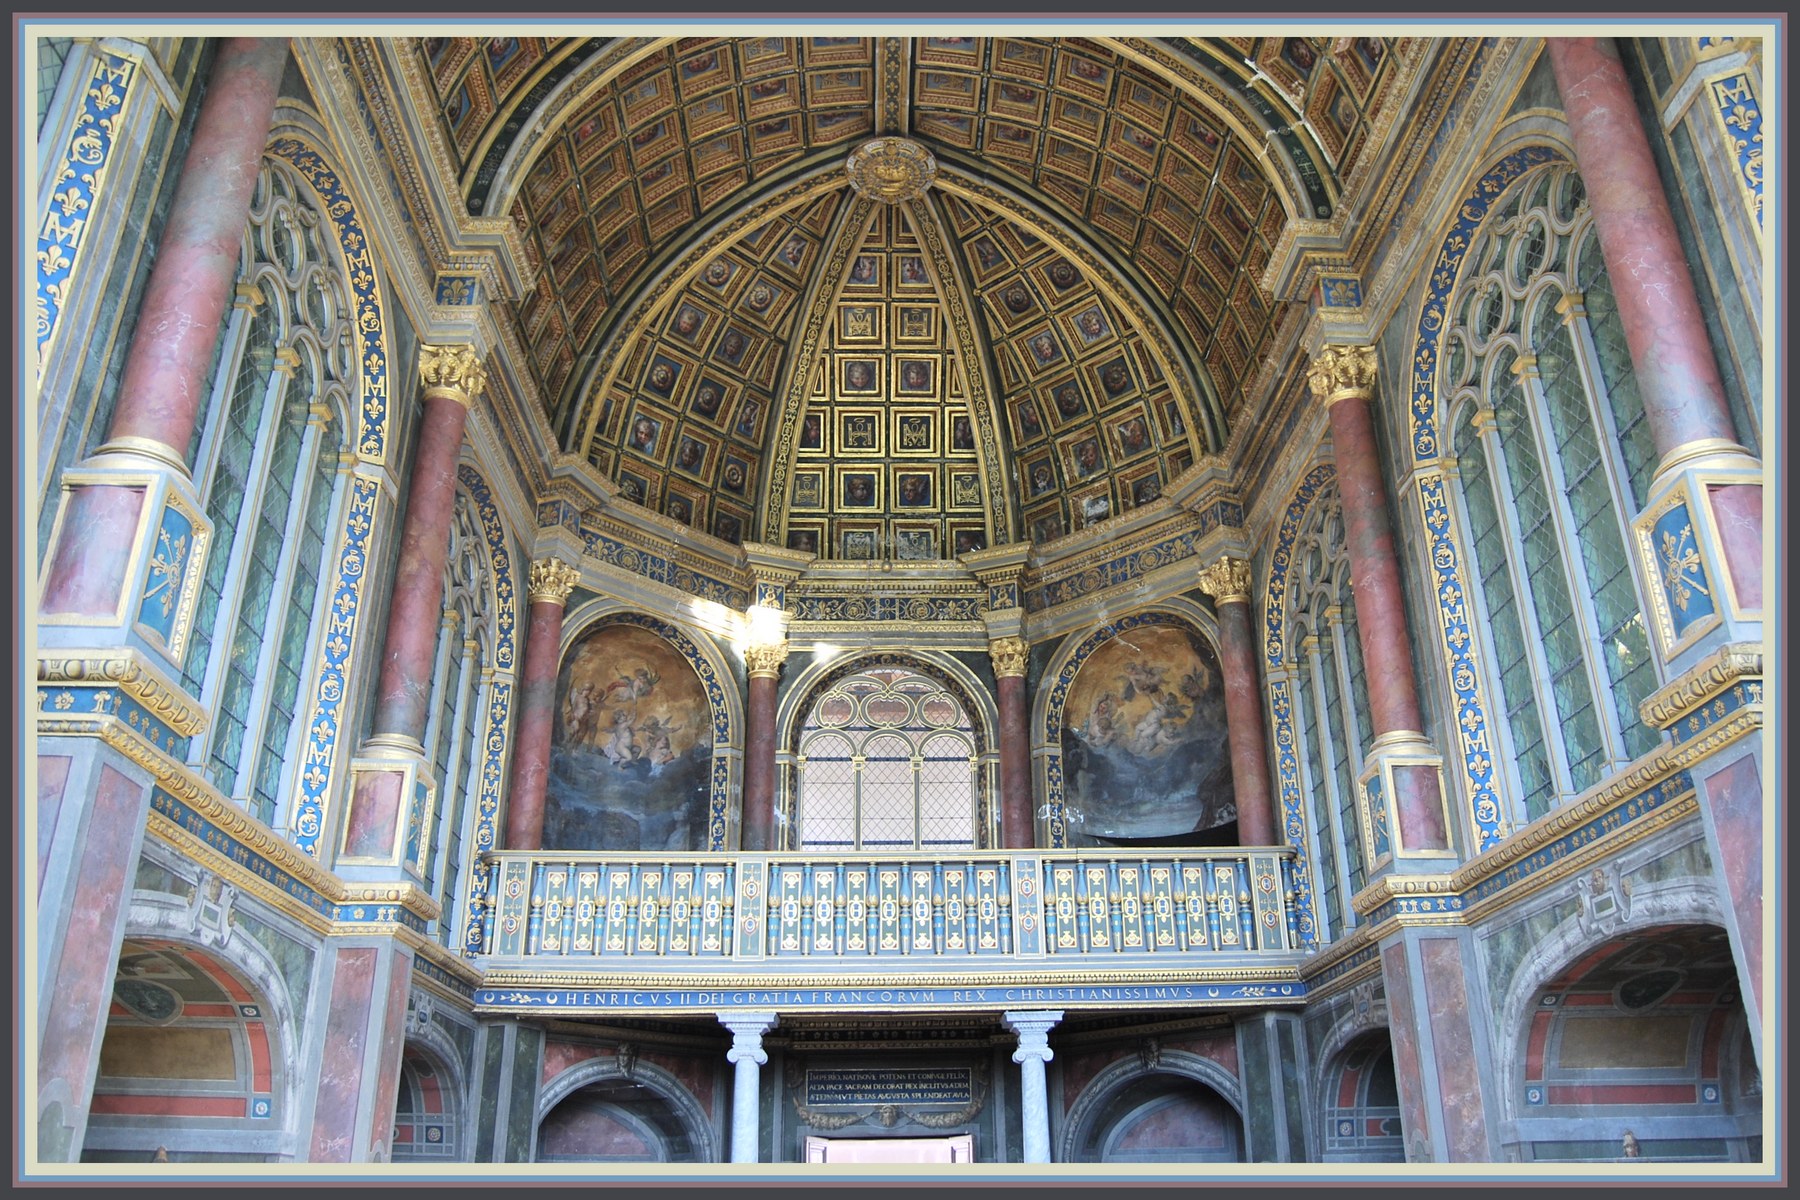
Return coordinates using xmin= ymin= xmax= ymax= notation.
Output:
xmin=744 ymin=643 xmax=790 ymax=680
xmin=845 ymin=137 xmax=938 ymax=204
xmin=1196 ymin=556 xmax=1253 ymax=606
xmin=527 ymin=556 xmax=581 ymax=606
xmin=418 ymin=343 xmax=488 ymax=409
xmin=38 ymin=649 xmax=207 ymax=736
xmin=1638 ymin=642 xmax=1762 ymax=728
xmin=1306 ymin=344 xmax=1378 ymax=407
xmin=988 ymin=636 xmax=1030 ymax=679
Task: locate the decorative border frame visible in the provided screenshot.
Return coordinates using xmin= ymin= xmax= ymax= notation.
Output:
xmin=1259 ymin=463 xmax=1339 ymax=948
xmin=37 ymin=50 xmax=136 ymax=368
xmin=272 ymin=132 xmax=395 ymax=855
xmin=1405 ymin=146 xmax=1566 ymax=853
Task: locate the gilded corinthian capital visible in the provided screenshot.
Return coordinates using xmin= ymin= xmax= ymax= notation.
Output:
xmin=1306 ymin=344 xmax=1378 ymax=407
xmin=988 ymin=636 xmax=1030 ymax=679
xmin=1196 ymin=556 xmax=1253 ymax=605
xmin=527 ymin=557 xmax=580 ymax=606
xmin=418 ymin=344 xmax=489 ymax=408
xmin=744 ymin=642 xmax=790 ymax=679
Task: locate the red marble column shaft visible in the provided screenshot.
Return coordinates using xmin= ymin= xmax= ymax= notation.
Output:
xmin=504 ymin=597 xmax=565 ymax=851
xmin=107 ymin=38 xmax=289 ymax=457
xmin=741 ymin=671 xmax=779 ymax=851
xmin=1215 ymin=598 xmax=1277 ymax=846
xmin=996 ymin=673 xmax=1035 ymax=849
xmin=1546 ymin=38 xmax=1737 ymax=456
xmin=368 ymin=394 xmax=471 ymax=744
xmin=1328 ymin=393 xmax=1425 ymax=737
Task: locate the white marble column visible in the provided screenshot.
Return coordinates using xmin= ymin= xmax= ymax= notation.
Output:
xmin=1004 ymin=1009 xmax=1063 ymax=1163
xmin=720 ymin=1010 xmax=778 ymax=1163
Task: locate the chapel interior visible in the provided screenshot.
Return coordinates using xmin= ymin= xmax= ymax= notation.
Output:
xmin=27 ymin=27 xmax=1772 ymax=1175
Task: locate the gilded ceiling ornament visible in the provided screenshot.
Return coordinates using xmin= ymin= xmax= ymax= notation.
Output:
xmin=526 ymin=557 xmax=580 ymax=606
xmin=988 ymin=636 xmax=1030 ymax=679
xmin=1197 ymin=557 xmax=1253 ymax=605
xmin=744 ymin=643 xmax=790 ymax=679
xmin=1305 ymin=344 xmax=1378 ymax=407
xmin=845 ymin=137 xmax=938 ymax=204
xmin=418 ymin=343 xmax=489 ymax=408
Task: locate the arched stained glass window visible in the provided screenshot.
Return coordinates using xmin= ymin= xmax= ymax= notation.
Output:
xmin=793 ymin=666 xmax=979 ymax=851
xmin=1443 ymin=162 xmax=1660 ymax=826
xmin=181 ymin=156 xmax=353 ymax=830
xmin=1283 ymin=489 xmax=1372 ymax=940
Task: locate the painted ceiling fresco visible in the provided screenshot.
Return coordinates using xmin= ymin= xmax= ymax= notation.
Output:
xmin=419 ymin=35 xmax=1401 ymax=554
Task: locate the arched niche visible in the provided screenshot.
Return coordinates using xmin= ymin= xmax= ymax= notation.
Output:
xmin=536 ymin=1056 xmax=717 ymax=1164
xmin=543 ymin=610 xmax=736 ymax=851
xmin=1318 ymin=1030 xmax=1404 ymax=1163
xmin=1060 ymin=1050 xmax=1246 ymax=1164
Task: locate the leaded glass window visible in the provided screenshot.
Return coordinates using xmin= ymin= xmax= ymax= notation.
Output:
xmin=182 ymin=157 xmax=353 ymax=830
xmin=793 ymin=666 xmax=979 ymax=851
xmin=1442 ymin=161 xmax=1661 ymax=826
xmin=1282 ymin=489 xmax=1372 ymax=940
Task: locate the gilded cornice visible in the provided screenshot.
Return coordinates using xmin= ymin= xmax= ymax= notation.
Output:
xmin=106 ymin=723 xmax=443 ymax=934
xmin=38 ymin=648 xmax=207 ymax=737
xmin=476 ymin=964 xmax=1306 ymax=991
xmin=1638 ymin=641 xmax=1762 ymax=729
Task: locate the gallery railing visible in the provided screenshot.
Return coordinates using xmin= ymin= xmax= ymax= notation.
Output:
xmin=475 ymin=848 xmax=1303 ymax=964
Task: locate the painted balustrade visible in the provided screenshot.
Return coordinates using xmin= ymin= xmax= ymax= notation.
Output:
xmin=477 ymin=848 xmax=1301 ymax=965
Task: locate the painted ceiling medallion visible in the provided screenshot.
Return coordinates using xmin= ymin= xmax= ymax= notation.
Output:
xmin=845 ymin=138 xmax=938 ymax=204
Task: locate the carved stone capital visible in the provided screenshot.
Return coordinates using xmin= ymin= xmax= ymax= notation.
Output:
xmin=988 ymin=635 xmax=1030 ymax=679
xmin=418 ymin=343 xmax=488 ymax=409
xmin=527 ymin=557 xmax=580 ymax=606
xmin=1196 ymin=556 xmax=1253 ymax=606
xmin=1306 ymin=344 xmax=1378 ymax=407
xmin=744 ymin=642 xmax=790 ymax=680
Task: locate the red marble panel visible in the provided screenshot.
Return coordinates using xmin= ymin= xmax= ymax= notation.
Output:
xmin=1701 ymin=754 xmax=1763 ymax=1006
xmin=343 ymin=769 xmax=404 ymax=860
xmin=1708 ymin=484 xmax=1762 ymax=611
xmin=542 ymin=1039 xmax=607 ymax=1084
xmin=1380 ymin=942 xmax=1430 ymax=1155
xmin=36 ymin=764 xmax=145 ymax=1107
xmin=309 ymin=946 xmax=377 ymax=1162
xmin=36 ymin=755 xmax=71 ymax=891
xmin=39 ymin=485 xmax=144 ymax=618
xmin=1419 ymin=936 xmax=1489 ymax=1160
xmin=368 ymin=950 xmax=414 ymax=1158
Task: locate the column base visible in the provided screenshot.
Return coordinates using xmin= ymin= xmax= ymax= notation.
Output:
xmin=39 ymin=458 xmax=212 ymax=673
xmin=1358 ymin=732 xmax=1457 ymax=871
xmin=340 ymin=739 xmax=437 ymax=882
xmin=1631 ymin=443 xmax=1763 ymax=675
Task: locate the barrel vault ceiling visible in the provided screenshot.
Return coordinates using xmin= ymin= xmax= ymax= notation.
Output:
xmin=410 ymin=34 xmax=1404 ymax=556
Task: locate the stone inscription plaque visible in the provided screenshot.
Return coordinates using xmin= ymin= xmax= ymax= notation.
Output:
xmin=804 ymin=1067 xmax=974 ymax=1108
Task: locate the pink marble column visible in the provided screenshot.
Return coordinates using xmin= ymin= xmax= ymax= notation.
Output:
xmin=367 ymin=346 xmax=487 ymax=745
xmin=989 ymin=638 xmax=1034 ymax=849
xmin=105 ymin=38 xmax=289 ymax=457
xmin=1198 ymin=559 xmax=1277 ymax=847
xmin=503 ymin=558 xmax=579 ymax=851
xmin=1546 ymin=38 xmax=1740 ymax=457
xmin=40 ymin=39 xmax=287 ymax=621
xmin=740 ymin=646 xmax=786 ymax=851
xmin=1310 ymin=346 xmax=1448 ymax=852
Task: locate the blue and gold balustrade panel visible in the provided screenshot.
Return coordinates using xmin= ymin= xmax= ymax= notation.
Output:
xmin=476 ymin=849 xmax=1301 ymax=966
